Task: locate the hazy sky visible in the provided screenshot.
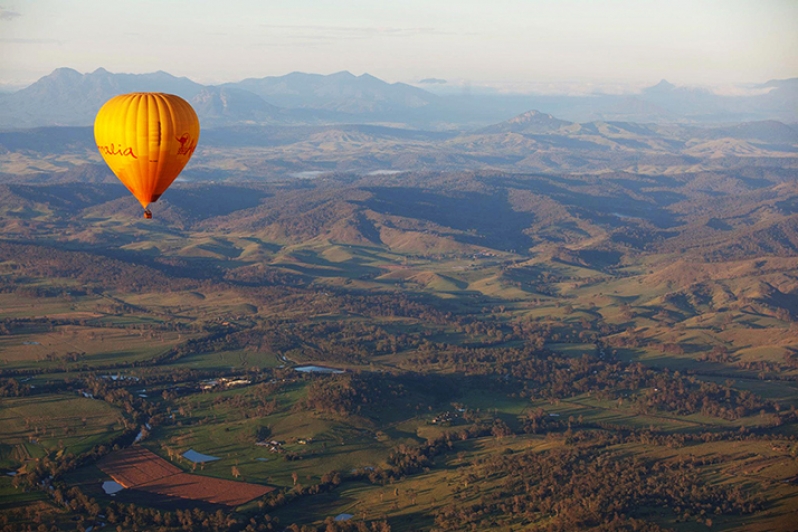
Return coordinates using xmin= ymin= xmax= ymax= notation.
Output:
xmin=1 ymin=0 xmax=796 ymax=92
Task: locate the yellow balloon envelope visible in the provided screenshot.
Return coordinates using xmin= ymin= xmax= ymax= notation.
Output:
xmin=94 ymin=93 xmax=200 ymax=217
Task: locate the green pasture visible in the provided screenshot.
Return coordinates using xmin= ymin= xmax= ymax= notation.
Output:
xmin=122 ymin=289 xmax=261 ymax=319
xmin=0 ymin=291 xmax=94 ymax=320
xmin=547 ymin=342 xmax=597 ymax=358
xmin=0 ymin=476 xmax=48 ymax=511
xmin=147 ymin=415 xmax=396 ymax=489
xmin=532 ymin=387 xmax=793 ymax=433
xmin=697 ymin=375 xmax=798 ymax=403
xmin=166 ymin=349 xmax=281 ymax=370
xmin=0 ymin=394 xmax=124 ymax=459
xmin=0 ymin=324 xmax=184 ymax=369
xmin=144 ymin=381 xmax=398 ymax=487
xmin=270 ymin=433 xmax=561 ymax=531
xmin=457 ymin=388 xmax=528 ymax=417
xmin=526 ymin=395 xmax=702 ymax=432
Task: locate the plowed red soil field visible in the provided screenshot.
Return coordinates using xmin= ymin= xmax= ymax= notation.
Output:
xmin=97 ymin=447 xmax=181 ymax=487
xmin=97 ymin=447 xmax=272 ymax=506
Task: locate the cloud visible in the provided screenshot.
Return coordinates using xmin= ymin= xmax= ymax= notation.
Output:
xmin=0 ymin=7 xmax=21 ymax=21
xmin=249 ymin=24 xmax=462 ymax=49
xmin=0 ymin=38 xmax=60 ymax=44
xmin=709 ymin=85 xmax=776 ymax=97
xmin=259 ymin=24 xmax=452 ymax=40
xmin=418 ymin=78 xmax=447 ymax=84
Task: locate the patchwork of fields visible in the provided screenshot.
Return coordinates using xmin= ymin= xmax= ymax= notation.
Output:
xmin=1 ymin=166 xmax=797 ymax=531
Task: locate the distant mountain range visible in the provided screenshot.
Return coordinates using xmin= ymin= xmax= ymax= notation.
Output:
xmin=2 ymin=107 xmax=795 ymax=179
xmin=0 ymin=68 xmax=796 ymax=130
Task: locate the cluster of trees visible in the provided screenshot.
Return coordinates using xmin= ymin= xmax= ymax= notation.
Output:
xmin=409 ymin=340 xmax=774 ymax=421
xmin=432 ymin=440 xmax=761 ymax=531
xmin=81 ymin=375 xmax=158 ymax=424
xmin=632 ymin=374 xmax=766 ymax=420
xmin=250 ymin=320 xmax=425 ymax=365
xmin=335 ymin=293 xmax=454 ymax=325
xmin=211 ymin=382 xmax=281 ymax=419
xmin=0 ymin=241 xmax=199 ymax=294
xmin=34 ymin=484 xmax=240 ymax=532
xmin=297 ymin=372 xmax=463 ymax=418
xmin=224 ymin=263 xmax=307 ymax=288
xmin=0 ymin=377 xmax=30 ymax=397
xmin=298 ymin=373 xmax=410 ymax=417
xmin=0 ymin=284 xmax=84 ymax=298
xmin=300 ymin=375 xmax=366 ymax=416
xmin=283 ymin=520 xmax=392 ymax=532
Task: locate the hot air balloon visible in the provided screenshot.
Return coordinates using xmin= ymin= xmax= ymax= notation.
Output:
xmin=94 ymin=93 xmax=200 ymax=218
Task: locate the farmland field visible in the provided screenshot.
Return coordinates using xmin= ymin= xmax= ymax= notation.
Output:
xmin=96 ymin=447 xmax=273 ymax=506
xmin=0 ymin=394 xmax=123 ymax=457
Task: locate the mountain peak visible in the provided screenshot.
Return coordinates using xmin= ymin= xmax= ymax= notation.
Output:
xmin=48 ymin=67 xmax=83 ymax=80
xmin=509 ymin=110 xmax=553 ymax=121
xmin=4 ymin=68 xmax=207 ymax=127
xmin=644 ymin=79 xmax=676 ymax=93
xmin=481 ymin=109 xmax=572 ymax=135
xmin=506 ymin=110 xmax=570 ymax=127
xmin=222 ymin=69 xmax=435 ymax=115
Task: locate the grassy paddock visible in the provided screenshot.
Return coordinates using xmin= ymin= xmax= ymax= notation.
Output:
xmin=0 ymin=395 xmax=123 ymax=459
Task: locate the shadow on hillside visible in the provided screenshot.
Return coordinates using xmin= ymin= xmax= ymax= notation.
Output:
xmin=9 ymin=183 xmax=128 ymax=210
xmin=489 ymin=175 xmax=682 ymax=229
xmin=361 ymin=187 xmax=536 ymax=251
xmin=277 ymin=249 xmax=383 ymax=280
xmin=159 ymin=184 xmax=272 ymax=220
xmin=7 ymin=182 xmax=271 ymax=224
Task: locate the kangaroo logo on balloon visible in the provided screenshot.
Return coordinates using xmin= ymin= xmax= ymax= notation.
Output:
xmin=175 ymin=133 xmax=196 ymax=156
